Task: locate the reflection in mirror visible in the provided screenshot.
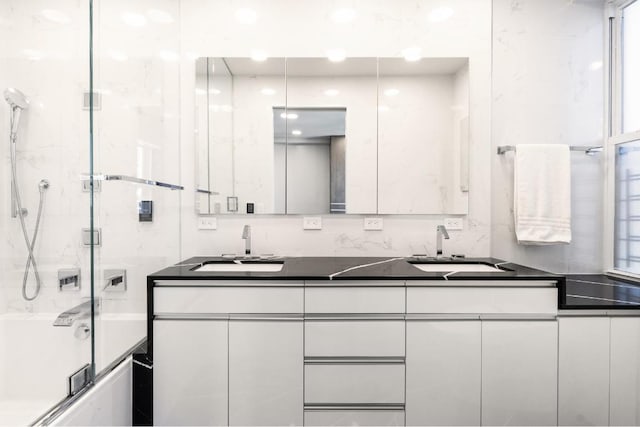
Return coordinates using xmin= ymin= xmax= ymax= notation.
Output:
xmin=377 ymin=58 xmax=470 ymax=214
xmin=285 ymin=58 xmax=378 ymax=214
xmin=194 ymin=57 xmax=285 ymax=214
xmin=274 ymin=107 xmax=346 ymax=214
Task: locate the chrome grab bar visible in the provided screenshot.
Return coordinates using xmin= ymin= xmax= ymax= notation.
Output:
xmin=497 ymin=145 xmax=603 ymax=155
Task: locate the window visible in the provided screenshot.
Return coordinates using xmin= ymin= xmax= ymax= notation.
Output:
xmin=612 ymin=0 xmax=640 ymax=275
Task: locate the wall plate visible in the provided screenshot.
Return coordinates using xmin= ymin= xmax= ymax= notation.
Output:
xmin=364 ymin=217 xmax=383 ymax=230
xmin=198 ymin=216 xmax=217 ymax=230
xmin=303 ymin=217 xmax=322 ymax=230
xmin=444 ymin=218 xmax=463 ymax=230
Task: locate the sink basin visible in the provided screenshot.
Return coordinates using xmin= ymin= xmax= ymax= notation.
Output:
xmin=410 ymin=262 xmax=508 ymax=273
xmin=192 ymin=261 xmax=284 ymax=273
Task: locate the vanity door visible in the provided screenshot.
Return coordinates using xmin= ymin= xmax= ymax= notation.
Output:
xmin=228 ymin=316 xmax=303 ymax=426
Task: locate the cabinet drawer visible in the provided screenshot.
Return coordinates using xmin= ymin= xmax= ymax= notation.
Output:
xmin=154 ymin=285 xmax=303 ymax=314
xmin=305 ymin=364 xmax=405 ymax=404
xmin=304 ymin=409 xmax=404 ymax=426
xmin=407 ymin=287 xmax=557 ymax=314
xmin=305 ymin=285 xmax=405 ymax=313
xmin=305 ymin=320 xmax=405 ymax=357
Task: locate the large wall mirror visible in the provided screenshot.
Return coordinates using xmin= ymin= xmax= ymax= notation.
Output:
xmin=195 ymin=57 xmax=469 ymax=215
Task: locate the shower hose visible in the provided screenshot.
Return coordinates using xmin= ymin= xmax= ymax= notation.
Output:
xmin=10 ymin=130 xmax=48 ymax=301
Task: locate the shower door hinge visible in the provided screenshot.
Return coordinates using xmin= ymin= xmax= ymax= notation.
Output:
xmin=68 ymin=364 xmax=91 ymax=396
xmin=82 ymin=228 xmax=101 ymax=246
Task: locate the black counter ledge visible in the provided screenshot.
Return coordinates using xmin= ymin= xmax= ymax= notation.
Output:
xmin=561 ymin=274 xmax=640 ymax=310
xmin=148 ymin=256 xmax=563 ymax=282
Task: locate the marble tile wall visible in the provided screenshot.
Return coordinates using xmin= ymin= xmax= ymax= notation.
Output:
xmin=491 ymin=0 xmax=605 ymax=273
xmin=0 ymin=0 xmax=607 ymax=321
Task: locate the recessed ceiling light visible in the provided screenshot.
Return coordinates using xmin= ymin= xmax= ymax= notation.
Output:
xmin=195 ymin=88 xmax=207 ymax=95
xmin=324 ymin=89 xmax=340 ymax=96
xmin=327 ymin=49 xmax=346 ymax=62
xmin=109 ymin=50 xmax=128 ymax=62
xmin=332 ymin=8 xmax=356 ymax=24
xmin=402 ymin=47 xmax=422 ymax=62
xmin=378 ymin=105 xmax=390 ymax=112
xmin=122 ymin=12 xmax=147 ymax=27
xmin=158 ymin=50 xmax=179 ymax=61
xmin=41 ymin=9 xmax=71 ymax=24
xmin=210 ymin=88 xmax=221 ymax=95
xmin=291 ymin=130 xmax=302 ymax=136
xmin=261 ymin=88 xmax=276 ymax=95
xmin=384 ymin=88 xmax=400 ymax=97
xmin=221 ymin=105 xmax=233 ymax=112
xmin=251 ymin=50 xmax=268 ymax=62
xmin=428 ymin=7 xmax=454 ymax=23
xmin=280 ymin=113 xmax=299 ymax=119
xmin=235 ymin=7 xmax=257 ymax=24
xmin=147 ymin=9 xmax=174 ymax=24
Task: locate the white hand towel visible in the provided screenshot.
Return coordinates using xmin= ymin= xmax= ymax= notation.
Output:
xmin=514 ymin=144 xmax=571 ymax=245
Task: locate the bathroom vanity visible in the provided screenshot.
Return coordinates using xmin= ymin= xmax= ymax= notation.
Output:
xmin=147 ymin=258 xmax=640 ymax=426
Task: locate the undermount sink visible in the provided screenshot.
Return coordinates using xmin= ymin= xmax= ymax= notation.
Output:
xmin=410 ymin=262 xmax=508 ymax=273
xmin=192 ymin=261 xmax=284 ymax=273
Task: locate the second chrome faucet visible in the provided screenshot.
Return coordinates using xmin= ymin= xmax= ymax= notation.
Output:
xmin=436 ymin=225 xmax=450 ymax=259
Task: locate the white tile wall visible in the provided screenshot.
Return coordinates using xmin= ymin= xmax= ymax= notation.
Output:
xmin=1 ymin=0 xmax=607 ymax=322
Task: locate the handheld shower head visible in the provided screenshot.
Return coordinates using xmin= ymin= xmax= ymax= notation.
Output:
xmin=38 ymin=180 xmax=50 ymax=193
xmin=4 ymin=88 xmax=29 ymax=138
xmin=4 ymin=88 xmax=29 ymax=110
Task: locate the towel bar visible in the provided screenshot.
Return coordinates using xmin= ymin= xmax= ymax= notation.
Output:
xmin=497 ymin=145 xmax=603 ymax=155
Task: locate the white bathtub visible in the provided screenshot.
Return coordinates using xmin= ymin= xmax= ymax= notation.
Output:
xmin=0 ymin=312 xmax=145 ymax=426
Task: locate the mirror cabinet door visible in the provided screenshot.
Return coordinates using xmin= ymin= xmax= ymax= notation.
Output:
xmin=377 ymin=57 xmax=470 ymax=214
xmin=284 ymin=58 xmax=378 ymax=214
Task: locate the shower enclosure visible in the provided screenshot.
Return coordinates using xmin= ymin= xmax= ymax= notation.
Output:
xmin=0 ymin=1 xmax=180 ymax=424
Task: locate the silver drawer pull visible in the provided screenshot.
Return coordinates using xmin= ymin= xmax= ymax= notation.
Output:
xmin=304 ymin=356 xmax=405 ymax=365
xmin=305 ymin=314 xmax=405 ymax=321
xmin=304 ymin=403 xmax=405 ymax=411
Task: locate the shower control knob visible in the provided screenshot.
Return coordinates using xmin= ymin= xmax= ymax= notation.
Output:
xmin=74 ymin=323 xmax=91 ymax=340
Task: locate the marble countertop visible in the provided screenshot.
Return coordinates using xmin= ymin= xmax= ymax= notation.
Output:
xmin=562 ymin=275 xmax=640 ymax=310
xmin=149 ymin=256 xmax=562 ymax=281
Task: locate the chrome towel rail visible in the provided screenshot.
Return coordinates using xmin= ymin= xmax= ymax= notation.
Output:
xmin=497 ymin=145 xmax=603 ymax=155
xmin=87 ymin=174 xmax=184 ymax=190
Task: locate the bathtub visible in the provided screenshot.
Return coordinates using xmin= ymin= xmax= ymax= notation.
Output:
xmin=0 ymin=312 xmax=145 ymax=426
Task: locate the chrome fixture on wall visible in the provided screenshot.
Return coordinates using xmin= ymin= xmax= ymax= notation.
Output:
xmin=5 ymin=88 xmax=50 ymax=301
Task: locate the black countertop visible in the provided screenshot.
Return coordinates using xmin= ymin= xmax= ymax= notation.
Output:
xmin=149 ymin=256 xmax=561 ymax=281
xmin=562 ymin=274 xmax=640 ymax=310
xmin=148 ymin=257 xmax=640 ymax=311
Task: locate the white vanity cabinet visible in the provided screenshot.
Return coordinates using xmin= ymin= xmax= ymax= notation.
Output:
xmin=405 ymin=281 xmax=558 ymax=427
xmin=152 ymin=281 xmax=304 ymax=427
xmin=304 ymin=282 xmax=406 ymax=426
xmin=558 ymin=316 xmax=610 ymax=426
xmin=153 ymin=319 xmax=228 ymax=426
xmin=610 ymin=316 xmax=640 ymax=426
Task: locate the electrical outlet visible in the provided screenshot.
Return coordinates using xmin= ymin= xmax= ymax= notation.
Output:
xmin=198 ymin=216 xmax=217 ymax=230
xmin=364 ymin=217 xmax=383 ymax=230
xmin=444 ymin=217 xmax=463 ymax=230
xmin=303 ymin=217 xmax=322 ymax=230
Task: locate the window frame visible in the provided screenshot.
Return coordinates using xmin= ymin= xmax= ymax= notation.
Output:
xmin=606 ymin=0 xmax=640 ymax=279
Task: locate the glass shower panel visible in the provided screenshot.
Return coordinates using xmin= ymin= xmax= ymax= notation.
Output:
xmin=0 ymin=1 xmax=94 ymax=425
xmin=91 ymin=0 xmax=181 ymax=373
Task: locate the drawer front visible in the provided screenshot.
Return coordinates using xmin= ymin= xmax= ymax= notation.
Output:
xmin=305 ymin=286 xmax=405 ymax=314
xmin=407 ymin=287 xmax=557 ymax=315
xmin=305 ymin=364 xmax=405 ymax=404
xmin=305 ymin=320 xmax=405 ymax=357
xmin=304 ymin=410 xmax=404 ymax=426
xmin=154 ymin=286 xmax=303 ymax=314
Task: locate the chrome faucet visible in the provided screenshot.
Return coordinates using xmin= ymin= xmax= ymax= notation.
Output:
xmin=53 ymin=299 xmax=100 ymax=327
xmin=436 ymin=225 xmax=450 ymax=259
xmin=242 ymin=225 xmax=251 ymax=256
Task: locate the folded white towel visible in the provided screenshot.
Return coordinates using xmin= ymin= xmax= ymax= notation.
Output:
xmin=514 ymin=144 xmax=571 ymax=245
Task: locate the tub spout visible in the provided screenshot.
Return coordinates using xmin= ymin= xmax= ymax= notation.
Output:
xmin=53 ymin=299 xmax=100 ymax=327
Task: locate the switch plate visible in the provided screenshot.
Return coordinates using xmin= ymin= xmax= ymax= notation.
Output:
xmin=303 ymin=217 xmax=322 ymax=230
xmin=444 ymin=217 xmax=463 ymax=230
xmin=198 ymin=216 xmax=217 ymax=230
xmin=364 ymin=217 xmax=383 ymax=230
